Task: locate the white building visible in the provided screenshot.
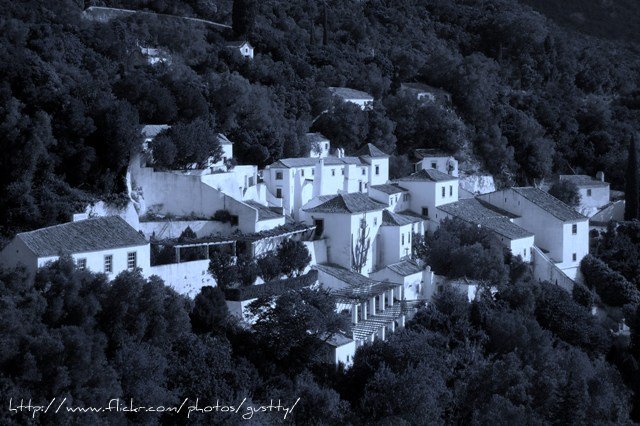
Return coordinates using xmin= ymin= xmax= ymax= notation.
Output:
xmin=369 ymin=258 xmax=434 ymax=302
xmin=0 ymin=216 xmax=150 ymax=280
xmin=478 ymin=187 xmax=589 ymax=282
xmin=376 ymin=210 xmax=422 ymax=267
xmin=437 ymin=198 xmax=535 ymax=262
xmin=400 ymin=82 xmax=452 ymax=107
xmin=316 ymin=264 xmax=406 ymax=346
xmin=413 ymin=148 xmax=459 ymax=177
xmin=226 ymin=41 xmax=254 ymax=59
xmin=558 ymin=173 xmax=610 ymax=216
xmin=394 ymin=169 xmax=459 ymax=225
xmin=306 ymin=133 xmax=331 ymax=158
xmin=302 ymin=193 xmax=386 ymax=274
xmin=263 ymin=143 xmax=389 ymax=219
xmin=139 ymin=47 xmax=170 ymax=65
xmin=328 ymin=87 xmax=374 ymax=110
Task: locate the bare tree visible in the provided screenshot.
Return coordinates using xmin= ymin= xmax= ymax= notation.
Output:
xmin=351 ymin=217 xmax=371 ymax=273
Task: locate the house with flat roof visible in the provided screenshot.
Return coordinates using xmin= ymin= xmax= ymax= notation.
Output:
xmin=328 ymin=87 xmax=374 ymax=110
xmin=478 ymin=187 xmax=588 ymax=283
xmin=0 ymin=216 xmax=150 ymax=280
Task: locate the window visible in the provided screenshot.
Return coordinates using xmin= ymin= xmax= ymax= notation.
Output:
xmin=360 ymin=218 xmax=366 ymax=228
xmin=77 ymin=258 xmax=87 ymax=270
xmin=275 ymin=171 xmax=283 ymax=180
xmin=403 ymin=193 xmax=409 ymax=202
xmin=395 ymin=195 xmax=399 ymax=202
xmin=359 ymin=182 xmax=363 ymax=192
xmin=312 ymin=169 xmax=315 ymax=175
xmin=449 ymin=185 xmax=453 ymax=196
xmin=572 ymin=224 xmax=577 ymax=235
xmin=431 ymin=162 xmax=437 ymax=169
xmin=276 ymin=188 xmax=282 ymax=198
xmin=587 ymin=189 xmax=592 ymax=196
xmin=402 ymin=234 xmax=405 ymax=245
xmin=441 ymin=187 xmax=445 ymax=197
xmin=341 ymin=169 xmax=344 ymax=175
xmin=523 ymin=248 xmax=527 ymax=258
xmin=301 ymin=169 xmax=304 ymax=177
xmin=373 ymin=217 xmax=377 ymax=225
xmin=332 ymin=169 xmax=336 ymax=176
xmin=325 ymin=143 xmax=329 ymax=150
xmin=127 ymin=252 xmax=137 ymax=270
xmin=361 ymin=168 xmax=366 ymax=175
xmin=104 ymin=255 xmax=113 ymax=273
xmin=230 ymin=215 xmax=239 ymax=226
xmin=422 ymin=207 xmax=429 ymax=217
xmin=375 ymin=165 xmax=380 ymax=175
xmin=572 ymin=253 xmax=577 ymax=262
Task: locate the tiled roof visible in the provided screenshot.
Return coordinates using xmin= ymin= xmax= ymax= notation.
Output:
xmin=245 ymin=201 xmax=282 ymax=221
xmin=216 ymin=133 xmax=233 ymax=145
xmin=315 ymin=264 xmax=398 ymax=301
xmin=304 ymin=193 xmax=387 ymax=214
xmin=395 ymin=169 xmax=457 ymax=183
xmin=559 ymin=175 xmax=608 ymax=188
xmin=141 ymin=124 xmax=170 ymax=139
xmin=397 ymin=210 xmax=428 ymax=220
xmin=512 ymin=187 xmax=586 ymax=222
xmin=413 ymin=148 xmax=454 ymax=159
xmin=381 ymin=210 xmax=422 ymax=226
xmin=18 ymin=216 xmax=148 ymax=258
xmin=386 ymin=259 xmax=424 ymax=276
xmin=320 ymin=332 xmax=354 ymax=347
xmin=269 ymin=156 xmax=363 ymax=169
xmin=354 ymin=143 xmax=389 ymax=158
xmin=226 ymin=40 xmax=252 ymax=48
xmin=328 ymin=87 xmax=373 ymax=100
xmin=370 ymin=183 xmax=407 ymax=195
xmin=437 ymin=198 xmax=533 ymax=240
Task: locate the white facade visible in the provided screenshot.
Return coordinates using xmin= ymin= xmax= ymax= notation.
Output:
xmin=415 ymin=155 xmax=459 ymax=177
xmin=328 ymin=87 xmax=374 ymax=110
xmin=227 ymin=41 xmax=254 ymax=59
xmin=558 ymin=174 xmax=610 ymax=216
xmin=394 ymin=172 xmax=458 ymax=221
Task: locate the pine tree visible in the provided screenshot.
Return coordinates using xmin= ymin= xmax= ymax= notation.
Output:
xmin=625 ymin=135 xmax=639 ymax=220
xmin=231 ymin=0 xmax=256 ymax=38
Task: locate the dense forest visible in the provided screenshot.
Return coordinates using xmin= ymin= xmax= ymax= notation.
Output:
xmin=1 ymin=0 xmax=640 ymax=242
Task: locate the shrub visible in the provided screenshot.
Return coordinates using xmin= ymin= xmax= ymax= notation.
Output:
xmin=581 ymin=255 xmax=640 ymax=307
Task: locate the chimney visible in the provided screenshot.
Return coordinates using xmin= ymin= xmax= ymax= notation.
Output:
xmin=596 ymin=171 xmax=605 ymax=182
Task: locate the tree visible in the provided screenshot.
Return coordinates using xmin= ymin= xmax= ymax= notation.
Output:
xmin=625 ymin=136 xmax=639 ymax=220
xmin=257 ymin=252 xmax=282 ymax=281
xmin=549 ymin=180 xmax=581 ymax=208
xmin=151 ymin=117 xmax=222 ymax=170
xmin=581 ymin=255 xmax=640 ymax=307
xmin=208 ymin=251 xmax=238 ymax=289
xmin=277 ymin=239 xmax=311 ymax=277
xmin=351 ymin=218 xmax=371 ymax=274
xmin=232 ymin=0 xmax=257 ymax=38
xmin=190 ymin=286 xmax=229 ymax=333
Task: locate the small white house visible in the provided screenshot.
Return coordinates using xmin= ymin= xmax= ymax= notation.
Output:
xmin=413 ymin=148 xmax=459 ymax=177
xmin=394 ymin=169 xmax=459 ymax=223
xmin=0 ymin=216 xmax=150 ymax=280
xmin=320 ymin=333 xmax=356 ymax=368
xmin=226 ymin=41 xmax=254 ymax=59
xmin=306 ymin=133 xmax=331 ymax=158
xmin=302 ymin=193 xmax=386 ymax=274
xmin=558 ymin=173 xmax=610 ymax=216
xmin=369 ymin=259 xmax=434 ymax=301
xmin=328 ymin=87 xmax=374 ymax=110
xmin=376 ymin=210 xmax=422 ymax=266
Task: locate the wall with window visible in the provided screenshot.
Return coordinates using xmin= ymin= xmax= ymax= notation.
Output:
xmin=416 ymin=156 xmax=459 ymax=177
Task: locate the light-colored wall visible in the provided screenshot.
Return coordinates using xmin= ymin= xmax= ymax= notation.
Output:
xmin=333 ymin=340 xmax=356 ymax=367
xmin=369 ymin=268 xmax=428 ymax=301
xmin=226 ymin=298 xmax=257 ymax=322
xmin=531 ymin=246 xmax=575 ymax=291
xmin=148 ymin=259 xmax=213 ymax=298
xmin=508 ymin=236 xmax=535 ymax=262
xmin=559 ymin=221 xmax=589 ymax=272
xmin=401 ymin=179 xmax=458 ymax=220
xmin=577 ymin=185 xmax=609 ymax=210
xmin=378 ymin=224 xmax=412 ymax=267
xmin=254 ymin=216 xmax=286 ymax=233
xmin=303 ymin=239 xmax=328 ymax=269
xmin=368 ymin=158 xmax=389 ymax=186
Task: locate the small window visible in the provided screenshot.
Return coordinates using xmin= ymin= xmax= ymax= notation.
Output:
xmin=373 ymin=217 xmax=377 ymax=225
xmin=341 ymin=169 xmax=344 ymax=175
xmin=127 ymin=252 xmax=137 ymax=270
xmin=587 ymin=189 xmax=592 ymax=197
xmin=375 ymin=165 xmax=380 ymax=175
xmin=276 ymin=188 xmax=282 ymax=198
xmin=325 ymin=143 xmax=329 ymax=150
xmin=422 ymin=207 xmax=429 ymax=217
xmin=403 ymin=193 xmax=409 ymax=202
xmin=431 ymin=162 xmax=437 ymax=169
xmin=395 ymin=195 xmax=399 ymax=202
xmin=77 ymin=258 xmax=87 ymax=270
xmin=572 ymin=253 xmax=577 ymax=261
xmin=441 ymin=187 xmax=445 ymax=197
xmin=301 ymin=169 xmax=305 ymax=177
xmin=104 ymin=255 xmax=113 ymax=273
xmin=230 ymin=215 xmax=239 ymax=226
xmin=572 ymin=224 xmax=577 ymax=235
xmin=362 ymin=168 xmax=366 ymax=175
xmin=505 ymin=197 xmax=507 ymax=203
xmin=275 ymin=171 xmax=283 ymax=180
xmin=332 ymin=169 xmax=336 ymax=176
xmin=402 ymin=234 xmax=405 ymax=245
xmin=360 ymin=218 xmax=366 ymax=228
xmin=449 ymin=185 xmax=453 ymax=196
xmin=312 ymin=169 xmax=315 ymax=175
xmin=523 ymin=249 xmax=526 ymax=258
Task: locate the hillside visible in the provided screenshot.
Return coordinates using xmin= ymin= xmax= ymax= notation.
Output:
xmin=521 ymin=0 xmax=640 ymax=44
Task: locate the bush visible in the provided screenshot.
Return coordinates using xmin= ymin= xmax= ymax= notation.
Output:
xmin=581 ymin=255 xmax=640 ymax=307
xmin=572 ymin=283 xmax=595 ymax=308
